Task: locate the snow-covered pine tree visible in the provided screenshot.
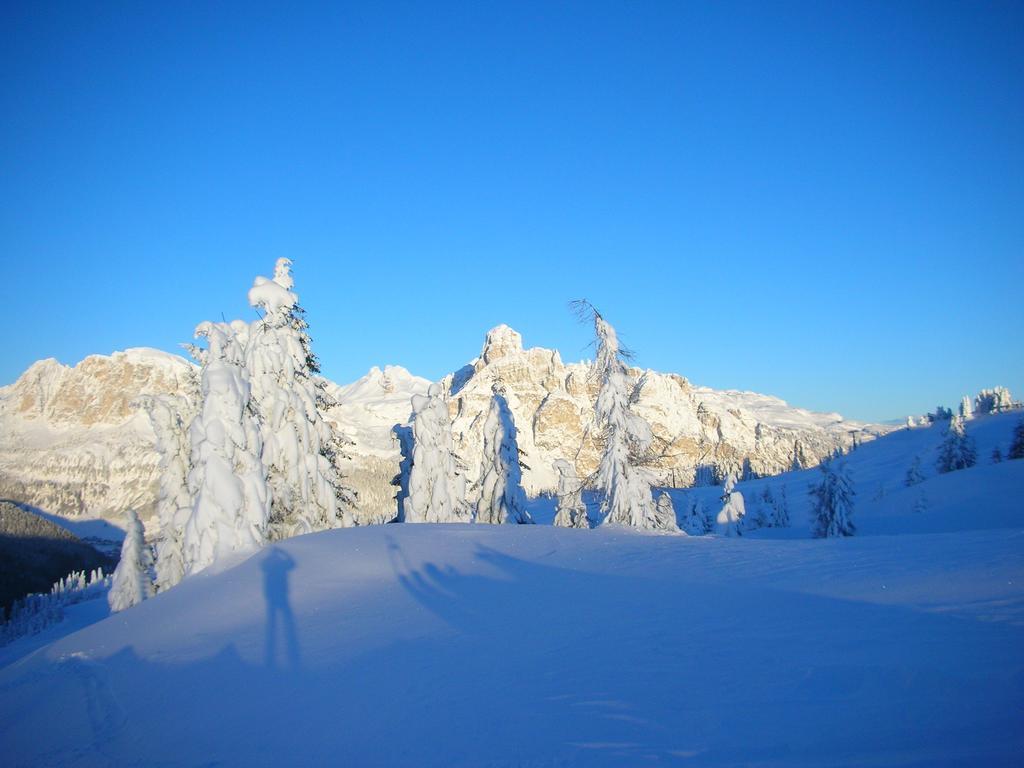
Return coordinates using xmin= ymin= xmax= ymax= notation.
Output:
xmin=790 ymin=441 xmax=804 ymax=471
xmin=392 ymin=424 xmax=414 ymax=522
xmin=404 ymin=383 xmax=470 ymax=523
xmin=906 ymin=416 xmax=916 ymax=429
xmin=552 ymin=459 xmax=588 ymax=529
xmin=679 ymin=495 xmax=712 ymax=536
xmin=905 ymin=455 xmax=924 ymax=486
xmin=975 ymin=387 xmax=1014 ymax=415
xmin=181 ymin=321 xmax=270 ymax=576
xmin=136 ymin=394 xmax=195 ymax=592
xmin=936 ymin=415 xmax=977 ymax=473
xmin=771 ymin=485 xmax=791 ymax=528
xmin=716 ymin=473 xmax=745 ymax=536
xmin=572 ymin=301 xmax=678 ymax=533
xmin=959 ymin=395 xmax=974 ymax=420
xmin=654 ymin=491 xmax=679 ymax=532
xmin=247 ymin=258 xmax=353 ymax=539
xmin=991 ymin=447 xmax=1003 ymax=464
xmin=808 ymin=459 xmax=855 ymax=538
xmin=1009 ymin=418 xmax=1024 ymax=460
xmin=743 ymin=491 xmax=770 ymax=531
xmin=108 ymin=509 xmax=154 ymax=612
xmin=476 ymin=383 xmax=533 ymax=524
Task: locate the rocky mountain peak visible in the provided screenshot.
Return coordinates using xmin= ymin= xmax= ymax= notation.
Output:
xmin=480 ymin=325 xmax=523 ymax=365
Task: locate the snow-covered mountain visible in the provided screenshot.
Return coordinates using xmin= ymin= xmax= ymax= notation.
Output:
xmin=0 ymin=349 xmax=198 ymax=534
xmin=0 ymin=331 xmax=888 ymax=530
xmin=444 ymin=325 xmax=886 ymax=496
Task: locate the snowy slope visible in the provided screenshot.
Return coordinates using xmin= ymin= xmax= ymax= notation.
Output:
xmin=669 ymin=409 xmax=1024 ymax=539
xmin=1 ymin=521 xmax=1022 ymax=767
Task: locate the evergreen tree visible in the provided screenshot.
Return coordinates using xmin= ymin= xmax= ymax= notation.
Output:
xmin=654 ymin=491 xmax=679 ymax=531
xmin=552 ymin=459 xmax=588 ymax=529
xmin=1009 ymin=418 xmax=1024 ymax=460
xmin=936 ymin=415 xmax=977 ymax=473
xmin=247 ymin=258 xmax=353 ymax=538
xmin=136 ymin=393 xmax=195 ymax=593
xmin=771 ymin=485 xmax=791 ymax=528
xmin=808 ymin=460 xmax=855 ymax=538
xmin=680 ymin=496 xmax=712 ymax=535
xmin=405 ymin=383 xmax=470 ymax=523
xmin=904 ymin=455 xmax=925 ymax=486
xmin=108 ymin=509 xmax=154 ymax=613
xmin=991 ymin=447 xmax=1003 ymax=464
xmin=743 ymin=490 xmax=770 ymax=531
xmin=959 ymin=395 xmax=973 ymax=420
xmin=790 ymin=441 xmax=803 ymax=471
xmin=572 ymin=301 xmax=678 ymax=532
xmin=181 ymin=321 xmax=270 ymax=576
xmin=476 ymin=383 xmax=532 ymax=524
xmin=716 ymin=473 xmax=745 ymax=536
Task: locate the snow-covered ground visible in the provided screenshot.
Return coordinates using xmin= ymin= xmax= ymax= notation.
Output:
xmin=1 ymin=532 xmax=1022 ymax=763
xmin=1 ymin=412 xmax=1022 ymax=766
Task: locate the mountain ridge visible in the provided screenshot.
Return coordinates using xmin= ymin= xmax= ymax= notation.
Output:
xmin=0 ymin=328 xmax=890 ymax=528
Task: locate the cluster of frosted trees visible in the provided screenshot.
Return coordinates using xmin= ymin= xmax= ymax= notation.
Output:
xmin=2 ymin=568 xmax=109 ymax=644
xmin=116 ymin=290 xmax=1024 ymax=614
xmin=109 ymin=259 xmax=350 ymax=611
xmin=399 ymin=303 xmax=677 ymax=532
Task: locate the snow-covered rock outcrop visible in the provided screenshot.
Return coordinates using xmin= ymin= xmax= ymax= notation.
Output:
xmin=0 ymin=349 xmax=198 ymax=526
xmin=443 ymin=325 xmax=886 ymax=500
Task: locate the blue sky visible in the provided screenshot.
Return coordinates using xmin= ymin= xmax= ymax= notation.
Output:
xmin=2 ymin=1 xmax=1022 ymax=422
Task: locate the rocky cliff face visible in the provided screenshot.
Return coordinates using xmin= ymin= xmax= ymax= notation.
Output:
xmin=443 ymin=325 xmax=886 ymax=498
xmin=0 ymin=349 xmax=199 ymax=526
xmin=0 ymin=333 xmax=887 ymax=529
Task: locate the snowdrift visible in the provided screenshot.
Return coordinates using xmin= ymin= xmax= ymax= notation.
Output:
xmin=2 ymin=521 xmax=1022 ymax=767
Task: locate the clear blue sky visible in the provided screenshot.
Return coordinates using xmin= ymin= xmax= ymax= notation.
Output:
xmin=2 ymin=1 xmax=1022 ymax=422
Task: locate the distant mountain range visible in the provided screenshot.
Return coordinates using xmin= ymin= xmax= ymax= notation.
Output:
xmin=0 ymin=328 xmax=889 ymax=530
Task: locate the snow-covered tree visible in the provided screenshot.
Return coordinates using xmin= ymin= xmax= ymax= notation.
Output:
xmin=654 ymin=491 xmax=679 ymax=532
xmin=1009 ymin=418 xmax=1024 ymax=460
xmin=790 ymin=441 xmax=804 ymax=471
xmin=108 ymin=509 xmax=154 ymax=613
xmin=991 ymin=447 xmax=1003 ymax=464
xmin=476 ymin=383 xmax=532 ymax=525
xmin=936 ymin=415 xmax=977 ymax=473
xmin=770 ymin=485 xmax=790 ymax=528
xmin=181 ymin=321 xmax=270 ymax=576
xmin=959 ymin=395 xmax=974 ymax=421
xmin=405 ymin=383 xmax=470 ymax=523
xmin=716 ymin=474 xmax=745 ymax=536
xmin=905 ymin=416 xmax=916 ymax=429
xmin=808 ymin=460 xmax=855 ymax=538
xmin=680 ymin=496 xmax=712 ymax=535
xmin=573 ymin=302 xmax=678 ymax=533
xmin=743 ymin=492 xmax=770 ymax=531
xmin=247 ymin=258 xmax=353 ymax=539
xmin=975 ymin=387 xmax=1014 ymax=415
xmin=904 ymin=455 xmax=924 ymax=487
xmin=552 ymin=459 xmax=588 ymax=529
xmin=392 ymin=424 xmax=414 ymax=522
xmin=136 ymin=394 xmax=194 ymax=592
